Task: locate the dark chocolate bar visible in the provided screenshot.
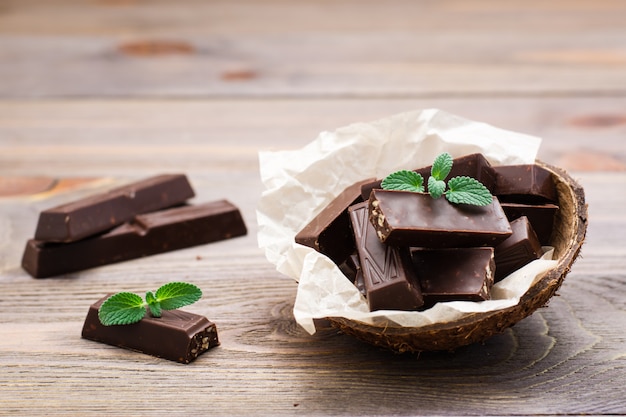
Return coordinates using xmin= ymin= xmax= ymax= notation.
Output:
xmin=494 ymin=216 xmax=544 ymax=281
xmin=295 ymin=178 xmax=374 ymax=265
xmin=22 ymin=200 xmax=247 ymax=278
xmin=411 ymin=247 xmax=495 ymax=306
xmin=34 ymin=174 xmax=195 ymax=242
xmin=501 ymin=201 xmax=558 ymax=245
xmin=360 ymin=153 xmax=497 ymax=200
xmin=493 ymin=164 xmax=557 ymax=204
xmin=349 ymin=202 xmax=423 ymax=311
xmin=368 ymin=189 xmax=512 ymax=248
xmin=82 ymin=294 xmax=219 ymax=363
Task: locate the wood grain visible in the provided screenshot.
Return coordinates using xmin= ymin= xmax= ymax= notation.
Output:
xmin=1 ymin=0 xmax=626 ymax=97
xmin=1 ymin=0 xmax=625 ymax=415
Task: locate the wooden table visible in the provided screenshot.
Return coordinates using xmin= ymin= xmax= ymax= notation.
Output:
xmin=1 ymin=1 xmax=624 ymax=415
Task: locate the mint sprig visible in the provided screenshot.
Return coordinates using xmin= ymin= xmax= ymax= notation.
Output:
xmin=98 ymin=282 xmax=202 ymax=326
xmin=381 ymin=152 xmax=493 ymax=206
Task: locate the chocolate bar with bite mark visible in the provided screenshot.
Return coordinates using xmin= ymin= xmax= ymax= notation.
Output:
xmin=349 ymin=202 xmax=423 ymax=311
xmin=368 ymin=189 xmax=512 ymax=248
xmin=22 ymin=200 xmax=247 ymax=278
xmin=411 ymin=247 xmax=495 ymax=306
xmin=34 ymin=174 xmax=195 ymax=242
xmin=81 ymin=294 xmax=219 ymax=363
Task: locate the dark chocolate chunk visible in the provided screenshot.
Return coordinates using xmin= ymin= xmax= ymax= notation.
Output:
xmin=501 ymin=202 xmax=559 ymax=245
xmin=349 ymin=202 xmax=423 ymax=311
xmin=494 ymin=216 xmax=544 ymax=281
xmin=295 ymin=178 xmax=375 ymax=265
xmin=82 ymin=294 xmax=218 ymax=363
xmin=360 ymin=153 xmax=497 ymax=200
xmin=493 ymin=164 xmax=557 ymax=204
xmin=34 ymin=174 xmax=195 ymax=242
xmin=368 ymin=189 xmax=512 ymax=248
xmin=22 ymin=200 xmax=247 ymax=278
xmin=411 ymin=247 xmax=495 ymax=306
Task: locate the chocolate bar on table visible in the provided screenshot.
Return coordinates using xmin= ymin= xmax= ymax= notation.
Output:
xmin=494 ymin=216 xmax=544 ymax=281
xmin=295 ymin=178 xmax=374 ymax=265
xmin=368 ymin=189 xmax=512 ymax=248
xmin=22 ymin=200 xmax=247 ymax=278
xmin=349 ymin=202 xmax=424 ymax=311
xmin=360 ymin=153 xmax=497 ymax=200
xmin=411 ymin=247 xmax=495 ymax=306
xmin=82 ymin=294 xmax=219 ymax=363
xmin=493 ymin=164 xmax=557 ymax=204
xmin=34 ymin=174 xmax=195 ymax=242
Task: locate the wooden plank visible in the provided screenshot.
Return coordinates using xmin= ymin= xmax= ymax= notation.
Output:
xmin=0 ymin=97 xmax=624 ymax=415
xmin=1 ymin=0 xmax=626 ymax=97
xmin=0 ymin=172 xmax=623 ymax=416
xmin=1 ymin=97 xmax=625 ymax=177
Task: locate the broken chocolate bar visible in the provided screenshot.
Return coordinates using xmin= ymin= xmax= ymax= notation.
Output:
xmin=82 ymin=294 xmax=218 ymax=363
xmin=349 ymin=202 xmax=423 ymax=311
xmin=493 ymin=164 xmax=557 ymax=204
xmin=501 ymin=201 xmax=558 ymax=245
xmin=22 ymin=200 xmax=247 ymax=278
xmin=360 ymin=153 xmax=497 ymax=200
xmin=34 ymin=174 xmax=195 ymax=242
xmin=368 ymin=189 xmax=512 ymax=248
xmin=494 ymin=216 xmax=544 ymax=281
xmin=411 ymin=247 xmax=495 ymax=306
xmin=295 ymin=178 xmax=374 ymax=265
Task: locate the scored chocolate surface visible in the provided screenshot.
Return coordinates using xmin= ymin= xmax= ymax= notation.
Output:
xmin=295 ymin=178 xmax=374 ymax=265
xmin=81 ymin=295 xmax=219 ymax=364
xmin=368 ymin=189 xmax=512 ymax=248
xmin=349 ymin=202 xmax=423 ymax=311
xmin=494 ymin=216 xmax=544 ymax=281
xmin=34 ymin=174 xmax=195 ymax=242
xmin=22 ymin=200 xmax=247 ymax=278
xmin=411 ymin=247 xmax=495 ymax=306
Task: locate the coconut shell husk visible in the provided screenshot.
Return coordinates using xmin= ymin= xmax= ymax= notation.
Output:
xmin=328 ymin=161 xmax=587 ymax=353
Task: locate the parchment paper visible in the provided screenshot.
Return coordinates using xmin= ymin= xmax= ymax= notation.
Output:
xmin=257 ymin=108 xmax=558 ymax=334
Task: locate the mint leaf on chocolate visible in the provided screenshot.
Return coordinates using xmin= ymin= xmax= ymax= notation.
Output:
xmin=428 ymin=176 xmax=446 ymax=199
xmin=446 ymin=176 xmax=493 ymax=206
xmin=146 ymin=291 xmax=162 ymax=318
xmin=431 ymin=152 xmax=453 ymax=181
xmin=98 ymin=282 xmax=202 ymax=326
xmin=98 ymin=292 xmax=146 ymax=326
xmin=155 ymin=282 xmax=202 ymax=311
xmin=381 ymin=153 xmax=493 ymax=206
xmin=381 ymin=170 xmax=424 ymax=192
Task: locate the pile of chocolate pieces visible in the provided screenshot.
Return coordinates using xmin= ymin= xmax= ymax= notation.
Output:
xmin=296 ymin=154 xmax=559 ymax=311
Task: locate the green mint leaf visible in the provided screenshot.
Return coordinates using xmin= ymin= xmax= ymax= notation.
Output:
xmin=98 ymin=292 xmax=146 ymax=326
xmin=427 ymin=176 xmax=446 ymax=199
xmin=446 ymin=176 xmax=493 ymax=206
xmin=381 ymin=170 xmax=424 ymax=192
xmin=146 ymin=291 xmax=162 ymax=318
xmin=155 ymin=282 xmax=202 ymax=311
xmin=431 ymin=152 xmax=453 ymax=181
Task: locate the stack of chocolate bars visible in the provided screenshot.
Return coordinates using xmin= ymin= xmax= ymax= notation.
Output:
xmin=295 ymin=154 xmax=559 ymax=311
xmin=22 ymin=174 xmax=247 ymax=278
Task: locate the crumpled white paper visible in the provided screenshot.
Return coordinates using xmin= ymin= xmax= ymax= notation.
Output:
xmin=257 ymin=108 xmax=558 ymax=334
